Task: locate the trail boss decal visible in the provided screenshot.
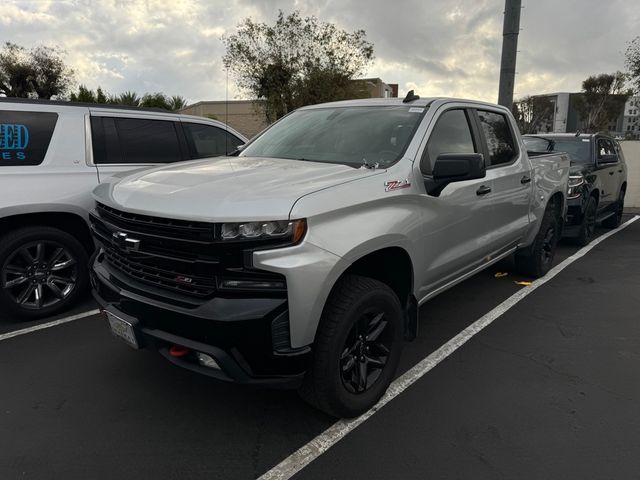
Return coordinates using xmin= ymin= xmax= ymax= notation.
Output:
xmin=384 ymin=179 xmax=411 ymax=192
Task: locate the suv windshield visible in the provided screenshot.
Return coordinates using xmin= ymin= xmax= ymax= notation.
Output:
xmin=240 ymin=105 xmax=426 ymax=167
xmin=524 ymin=136 xmax=592 ymax=163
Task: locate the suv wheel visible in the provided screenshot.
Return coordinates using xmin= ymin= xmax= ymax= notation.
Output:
xmin=299 ymin=275 xmax=404 ymax=418
xmin=576 ymin=196 xmax=597 ymax=246
xmin=602 ymin=189 xmax=625 ymax=229
xmin=515 ymin=207 xmax=559 ymax=278
xmin=0 ymin=227 xmax=89 ymax=320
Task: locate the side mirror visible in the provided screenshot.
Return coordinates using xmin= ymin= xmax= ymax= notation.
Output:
xmin=597 ymin=153 xmax=617 ymax=165
xmin=424 ymin=153 xmax=486 ymax=197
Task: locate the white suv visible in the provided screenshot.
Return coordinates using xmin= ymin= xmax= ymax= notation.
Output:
xmin=0 ymin=98 xmax=247 ymax=319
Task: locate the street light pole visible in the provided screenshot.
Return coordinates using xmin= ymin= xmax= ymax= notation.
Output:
xmin=497 ymin=0 xmax=522 ymax=108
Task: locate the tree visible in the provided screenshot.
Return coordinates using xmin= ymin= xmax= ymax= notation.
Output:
xmin=223 ymin=10 xmax=374 ymax=122
xmin=511 ymin=96 xmax=554 ymax=133
xmin=117 ymin=91 xmax=140 ymax=106
xmin=573 ymin=72 xmax=632 ymax=132
xmin=140 ymin=92 xmax=171 ymax=110
xmin=168 ymin=95 xmax=187 ymax=111
xmin=69 ymin=84 xmax=113 ymax=104
xmin=625 ymin=36 xmax=640 ymax=93
xmin=0 ymin=42 xmax=74 ymax=99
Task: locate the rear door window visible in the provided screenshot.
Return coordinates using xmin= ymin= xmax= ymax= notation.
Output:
xmin=0 ymin=110 xmax=58 ymax=166
xmin=91 ymin=116 xmax=183 ymax=164
xmin=182 ymin=122 xmax=244 ymax=158
xmin=477 ymin=110 xmax=517 ymax=166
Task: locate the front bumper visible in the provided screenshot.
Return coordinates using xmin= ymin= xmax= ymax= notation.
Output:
xmin=91 ymin=250 xmax=310 ymax=388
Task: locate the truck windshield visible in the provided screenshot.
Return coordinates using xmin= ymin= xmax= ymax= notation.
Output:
xmin=239 ymin=106 xmax=426 ymax=167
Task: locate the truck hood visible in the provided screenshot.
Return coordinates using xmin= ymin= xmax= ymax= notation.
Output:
xmin=95 ymin=156 xmax=383 ymax=222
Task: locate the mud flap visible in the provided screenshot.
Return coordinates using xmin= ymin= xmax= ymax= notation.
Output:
xmin=404 ymin=294 xmax=418 ymax=341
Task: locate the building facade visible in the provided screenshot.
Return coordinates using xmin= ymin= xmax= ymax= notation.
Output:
xmin=531 ymin=92 xmax=636 ymax=137
xmin=622 ymin=96 xmax=640 ymax=139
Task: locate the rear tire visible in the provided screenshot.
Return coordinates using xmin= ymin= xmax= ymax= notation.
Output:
xmin=602 ymin=189 xmax=625 ymax=229
xmin=299 ymin=274 xmax=404 ymax=418
xmin=515 ymin=208 xmax=559 ymax=278
xmin=576 ymin=196 xmax=597 ymax=246
xmin=0 ymin=226 xmax=89 ymax=320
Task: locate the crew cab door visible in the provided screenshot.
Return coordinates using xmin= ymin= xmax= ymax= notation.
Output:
xmin=416 ymin=107 xmax=498 ymax=296
xmin=473 ymin=108 xmax=531 ymax=247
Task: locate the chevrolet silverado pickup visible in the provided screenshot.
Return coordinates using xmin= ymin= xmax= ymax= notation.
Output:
xmin=90 ymin=95 xmax=570 ymax=417
xmin=0 ymin=98 xmax=246 ymax=319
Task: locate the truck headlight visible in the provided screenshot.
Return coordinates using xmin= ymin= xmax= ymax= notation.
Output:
xmin=567 ymin=174 xmax=585 ymax=199
xmin=221 ymin=219 xmax=307 ymax=243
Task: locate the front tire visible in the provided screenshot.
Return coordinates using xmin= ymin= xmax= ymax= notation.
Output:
xmin=0 ymin=227 xmax=89 ymax=320
xmin=576 ymin=196 xmax=597 ymax=246
xmin=515 ymin=208 xmax=559 ymax=278
xmin=299 ymin=275 xmax=404 ymax=418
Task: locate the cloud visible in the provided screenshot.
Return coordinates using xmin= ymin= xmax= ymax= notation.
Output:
xmin=1 ymin=0 xmax=637 ymax=105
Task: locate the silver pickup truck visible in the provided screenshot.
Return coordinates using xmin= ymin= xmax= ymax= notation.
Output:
xmin=90 ymin=95 xmax=570 ymax=417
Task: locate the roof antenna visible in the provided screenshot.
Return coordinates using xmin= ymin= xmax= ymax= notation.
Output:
xmin=574 ymin=130 xmax=581 ymax=137
xmin=402 ymin=89 xmax=420 ymax=103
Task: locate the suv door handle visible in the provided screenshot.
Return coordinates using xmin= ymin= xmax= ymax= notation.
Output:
xmin=476 ymin=185 xmax=492 ymax=196
xmin=609 ymin=171 xmax=614 ymax=175
xmin=618 ymin=169 xmax=623 ymax=173
xmin=520 ymin=176 xmax=531 ymax=184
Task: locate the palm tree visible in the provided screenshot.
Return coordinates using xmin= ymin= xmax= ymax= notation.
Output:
xmin=117 ymin=91 xmax=140 ymax=106
xmin=168 ymin=95 xmax=187 ymax=111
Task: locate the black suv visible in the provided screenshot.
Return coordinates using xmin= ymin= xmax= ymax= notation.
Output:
xmin=524 ymin=133 xmax=628 ymax=245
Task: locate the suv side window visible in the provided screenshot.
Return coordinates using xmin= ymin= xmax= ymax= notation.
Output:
xmin=421 ymin=109 xmax=476 ymax=174
xmin=597 ymin=138 xmax=617 ymax=161
xmin=91 ymin=116 xmax=183 ymax=164
xmin=477 ymin=110 xmax=517 ymax=166
xmin=0 ymin=110 xmax=58 ymax=166
xmin=183 ymin=123 xmax=244 ymax=158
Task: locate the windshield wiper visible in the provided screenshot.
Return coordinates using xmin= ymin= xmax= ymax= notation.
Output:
xmin=361 ymin=158 xmax=379 ymax=170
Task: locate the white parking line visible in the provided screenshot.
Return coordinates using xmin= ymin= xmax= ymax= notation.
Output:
xmin=258 ymin=215 xmax=640 ymax=480
xmin=0 ymin=309 xmax=101 ymax=342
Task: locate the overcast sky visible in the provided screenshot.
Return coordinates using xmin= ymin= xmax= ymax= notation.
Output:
xmin=2 ymin=0 xmax=638 ymax=104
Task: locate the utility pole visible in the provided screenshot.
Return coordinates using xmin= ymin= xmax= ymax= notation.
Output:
xmin=497 ymin=0 xmax=522 ymax=108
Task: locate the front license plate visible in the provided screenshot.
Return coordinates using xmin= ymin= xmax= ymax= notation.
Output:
xmin=106 ymin=311 xmax=139 ymax=349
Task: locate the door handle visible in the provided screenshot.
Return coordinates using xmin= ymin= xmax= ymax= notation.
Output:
xmin=618 ymin=169 xmax=623 ymax=173
xmin=476 ymin=185 xmax=492 ymax=196
xmin=609 ymin=171 xmax=614 ymax=175
xmin=520 ymin=176 xmax=531 ymax=184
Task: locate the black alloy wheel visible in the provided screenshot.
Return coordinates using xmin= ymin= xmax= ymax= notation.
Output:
xmin=299 ymin=274 xmax=404 ymax=418
xmin=2 ymin=241 xmax=78 ymax=310
xmin=577 ymin=196 xmax=597 ymax=246
xmin=340 ymin=310 xmax=392 ymax=394
xmin=540 ymin=225 xmax=556 ymax=269
xmin=0 ymin=227 xmax=89 ymax=319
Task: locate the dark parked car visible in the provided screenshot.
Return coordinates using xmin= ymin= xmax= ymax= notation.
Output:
xmin=523 ymin=133 xmax=628 ymax=245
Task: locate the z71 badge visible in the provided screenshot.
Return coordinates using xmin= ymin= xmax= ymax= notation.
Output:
xmin=384 ymin=179 xmax=411 ymax=192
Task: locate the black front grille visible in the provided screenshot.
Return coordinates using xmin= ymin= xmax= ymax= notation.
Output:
xmin=90 ymin=203 xmax=285 ymax=302
xmin=103 ymin=248 xmax=216 ymax=298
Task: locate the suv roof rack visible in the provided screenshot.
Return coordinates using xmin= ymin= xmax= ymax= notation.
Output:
xmin=0 ymin=96 xmax=172 ymax=113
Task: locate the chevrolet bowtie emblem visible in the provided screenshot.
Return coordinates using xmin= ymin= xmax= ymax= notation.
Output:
xmin=112 ymin=231 xmax=140 ymax=252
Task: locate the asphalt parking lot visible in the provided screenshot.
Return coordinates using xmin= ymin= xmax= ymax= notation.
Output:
xmin=1 ymin=216 xmax=639 ymax=480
